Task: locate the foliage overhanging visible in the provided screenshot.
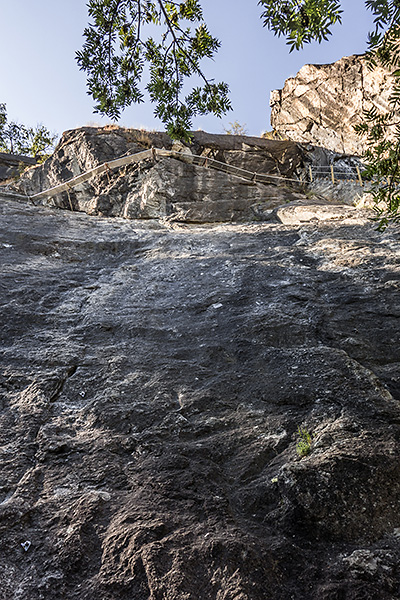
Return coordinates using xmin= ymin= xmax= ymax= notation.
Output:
xmin=77 ymin=0 xmax=400 ymax=224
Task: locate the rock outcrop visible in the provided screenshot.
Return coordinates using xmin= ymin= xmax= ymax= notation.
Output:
xmin=1 ymin=188 xmax=400 ymax=599
xmin=0 ymin=151 xmax=36 ymax=182
xmin=11 ymin=127 xmax=308 ymax=222
xmin=270 ymin=54 xmax=396 ymax=155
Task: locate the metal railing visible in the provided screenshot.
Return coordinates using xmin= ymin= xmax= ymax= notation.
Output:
xmin=26 ymin=147 xmax=306 ymax=204
xmin=1 ymin=147 xmax=368 ymax=206
xmin=309 ymin=165 xmax=364 ymax=185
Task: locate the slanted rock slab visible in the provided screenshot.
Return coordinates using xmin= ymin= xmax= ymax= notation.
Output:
xmin=0 ymin=190 xmax=400 ymax=599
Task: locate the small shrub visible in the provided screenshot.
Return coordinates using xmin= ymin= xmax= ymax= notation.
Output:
xmin=296 ymin=426 xmax=313 ymax=458
xmin=223 ymin=120 xmax=248 ymax=136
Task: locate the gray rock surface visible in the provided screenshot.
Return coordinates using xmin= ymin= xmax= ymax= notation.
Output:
xmin=1 ymin=191 xmax=400 ymax=599
xmin=0 ymin=152 xmax=36 ymax=182
xmin=11 ymin=127 xmax=308 ymax=222
xmin=270 ymin=54 xmax=396 ymax=155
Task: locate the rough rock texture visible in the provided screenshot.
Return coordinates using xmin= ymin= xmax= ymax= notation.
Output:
xmin=270 ymin=54 xmax=396 ymax=155
xmin=307 ymin=179 xmax=372 ymax=207
xmin=0 ymin=152 xmax=36 ymax=182
xmin=12 ymin=127 xmax=308 ymax=222
xmin=1 ymin=192 xmax=400 ymax=599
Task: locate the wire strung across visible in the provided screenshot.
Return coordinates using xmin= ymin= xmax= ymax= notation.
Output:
xmin=1 ymin=147 xmax=367 ymax=205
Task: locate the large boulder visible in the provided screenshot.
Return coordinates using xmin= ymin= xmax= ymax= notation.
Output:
xmin=11 ymin=127 xmax=308 ymax=222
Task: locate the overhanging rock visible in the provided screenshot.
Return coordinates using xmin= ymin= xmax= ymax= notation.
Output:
xmin=0 ymin=151 xmax=36 ymax=182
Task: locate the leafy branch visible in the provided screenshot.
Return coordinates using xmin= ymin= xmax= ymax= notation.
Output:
xmin=259 ymin=0 xmax=343 ymax=52
xmin=355 ymin=0 xmax=400 ymax=228
xmin=78 ymin=0 xmax=347 ymax=138
xmin=77 ymin=0 xmax=232 ymax=139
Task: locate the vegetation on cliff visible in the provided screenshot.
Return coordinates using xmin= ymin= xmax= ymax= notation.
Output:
xmin=0 ymin=103 xmax=57 ymax=161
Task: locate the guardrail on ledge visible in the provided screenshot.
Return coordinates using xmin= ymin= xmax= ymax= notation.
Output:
xmin=1 ymin=148 xmax=368 ymax=206
xmin=27 ymin=147 xmax=305 ymax=205
xmin=309 ymin=165 xmax=365 ymax=186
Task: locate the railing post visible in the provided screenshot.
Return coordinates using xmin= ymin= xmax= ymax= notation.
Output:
xmin=356 ymin=166 xmax=363 ymax=187
xmin=330 ymin=165 xmax=335 ymax=185
xmin=66 ymin=182 xmax=74 ymax=211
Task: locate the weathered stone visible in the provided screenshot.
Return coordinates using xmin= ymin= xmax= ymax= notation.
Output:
xmin=1 ymin=189 xmax=400 ymax=599
xmin=11 ymin=127 xmax=309 ymax=222
xmin=270 ymin=54 xmax=396 ymax=155
xmin=274 ymin=198 xmax=365 ymax=224
xmin=0 ymin=151 xmax=36 ymax=182
xmin=306 ymin=178 xmax=369 ymax=206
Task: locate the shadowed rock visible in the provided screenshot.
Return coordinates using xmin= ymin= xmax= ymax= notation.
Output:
xmin=0 ymin=152 xmax=36 ymax=182
xmin=11 ymin=127 xmax=308 ymax=222
xmin=0 ymin=183 xmax=400 ymax=599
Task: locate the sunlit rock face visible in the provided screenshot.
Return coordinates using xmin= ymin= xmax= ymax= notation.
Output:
xmin=2 ymin=122 xmax=400 ymax=599
xmin=270 ymin=54 xmax=395 ymax=155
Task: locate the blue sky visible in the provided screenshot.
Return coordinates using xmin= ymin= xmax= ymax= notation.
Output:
xmin=0 ymin=1 xmax=374 ymax=138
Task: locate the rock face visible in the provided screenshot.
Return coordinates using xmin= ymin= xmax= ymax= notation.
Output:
xmin=0 ymin=151 xmax=36 ymax=182
xmin=1 ymin=190 xmax=400 ymax=599
xmin=12 ymin=127 xmax=308 ymax=222
xmin=270 ymin=54 xmax=395 ymax=155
